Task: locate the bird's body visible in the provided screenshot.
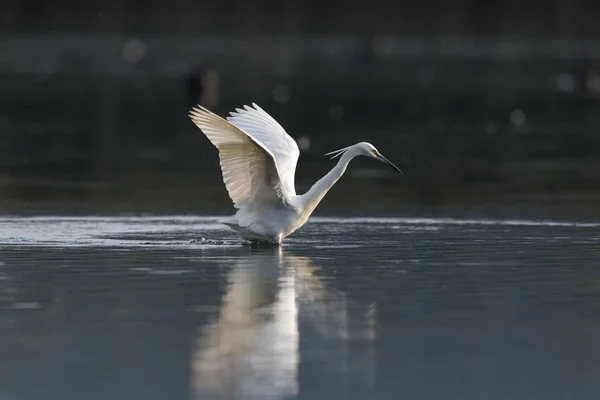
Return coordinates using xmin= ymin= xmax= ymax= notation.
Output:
xmin=189 ymin=103 xmax=402 ymax=244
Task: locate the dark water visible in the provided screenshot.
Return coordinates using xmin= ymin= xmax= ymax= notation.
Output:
xmin=0 ymin=216 xmax=599 ymax=399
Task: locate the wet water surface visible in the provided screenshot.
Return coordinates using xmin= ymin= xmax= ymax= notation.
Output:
xmin=0 ymin=216 xmax=599 ymax=399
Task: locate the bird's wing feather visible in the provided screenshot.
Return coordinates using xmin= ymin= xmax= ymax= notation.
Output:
xmin=189 ymin=106 xmax=289 ymax=209
xmin=226 ymin=103 xmax=300 ymax=196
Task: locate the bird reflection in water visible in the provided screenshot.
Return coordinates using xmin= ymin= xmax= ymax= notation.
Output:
xmin=192 ymin=248 xmax=377 ymax=399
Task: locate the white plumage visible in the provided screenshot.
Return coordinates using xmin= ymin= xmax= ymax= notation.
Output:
xmin=226 ymin=104 xmax=300 ymax=197
xmin=189 ymin=103 xmax=402 ymax=244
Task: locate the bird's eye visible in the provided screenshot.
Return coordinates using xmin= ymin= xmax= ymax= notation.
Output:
xmin=372 ymin=149 xmax=378 ymax=155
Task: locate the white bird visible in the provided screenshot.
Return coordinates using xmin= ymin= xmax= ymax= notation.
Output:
xmin=189 ymin=103 xmax=402 ymax=244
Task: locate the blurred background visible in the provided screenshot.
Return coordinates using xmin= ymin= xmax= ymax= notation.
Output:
xmin=2 ymin=0 xmax=600 ymax=218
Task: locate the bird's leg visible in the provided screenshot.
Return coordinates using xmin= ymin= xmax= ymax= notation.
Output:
xmin=246 ymin=239 xmax=281 ymax=248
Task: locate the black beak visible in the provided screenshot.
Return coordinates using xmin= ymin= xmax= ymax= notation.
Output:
xmin=378 ymin=154 xmax=403 ymax=175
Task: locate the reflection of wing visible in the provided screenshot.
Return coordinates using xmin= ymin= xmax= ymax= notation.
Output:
xmin=192 ymin=248 xmax=298 ymax=400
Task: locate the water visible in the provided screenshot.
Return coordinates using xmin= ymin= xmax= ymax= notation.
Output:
xmin=0 ymin=216 xmax=599 ymax=399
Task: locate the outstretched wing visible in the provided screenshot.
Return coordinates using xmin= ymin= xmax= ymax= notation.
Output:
xmin=189 ymin=105 xmax=291 ymax=209
xmin=226 ymin=103 xmax=300 ymax=196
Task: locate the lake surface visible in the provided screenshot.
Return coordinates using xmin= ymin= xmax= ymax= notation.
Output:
xmin=0 ymin=215 xmax=599 ymax=399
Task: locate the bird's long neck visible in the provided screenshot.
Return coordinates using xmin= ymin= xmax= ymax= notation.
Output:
xmin=300 ymin=151 xmax=354 ymax=215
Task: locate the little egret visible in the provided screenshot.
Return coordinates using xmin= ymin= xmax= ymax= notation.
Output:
xmin=189 ymin=103 xmax=402 ymax=244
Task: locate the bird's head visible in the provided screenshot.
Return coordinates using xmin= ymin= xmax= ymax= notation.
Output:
xmin=325 ymin=142 xmax=403 ymax=174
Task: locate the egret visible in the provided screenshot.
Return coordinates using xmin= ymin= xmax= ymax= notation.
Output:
xmin=189 ymin=103 xmax=402 ymax=244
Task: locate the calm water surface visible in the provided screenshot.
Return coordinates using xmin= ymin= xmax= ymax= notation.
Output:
xmin=0 ymin=216 xmax=600 ymax=399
